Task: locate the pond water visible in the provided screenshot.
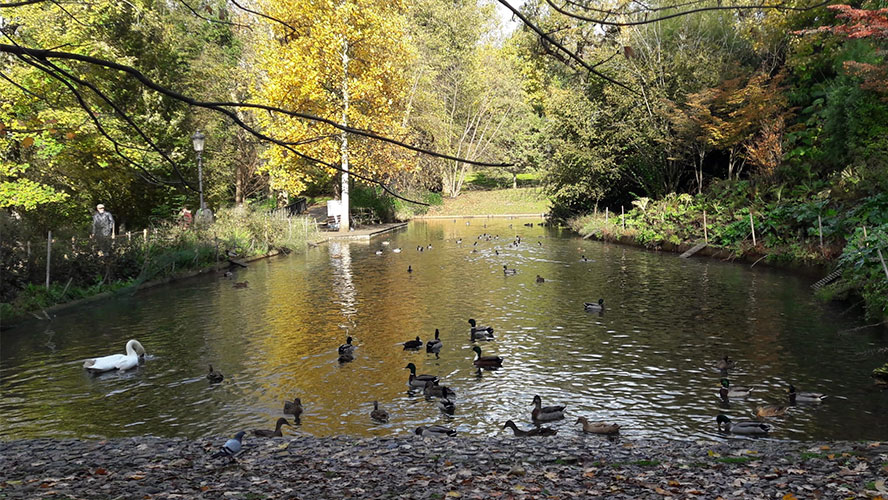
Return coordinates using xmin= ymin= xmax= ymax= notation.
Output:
xmin=2 ymin=218 xmax=887 ymax=442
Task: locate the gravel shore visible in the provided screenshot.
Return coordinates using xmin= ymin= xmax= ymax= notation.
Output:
xmin=2 ymin=435 xmax=887 ymax=499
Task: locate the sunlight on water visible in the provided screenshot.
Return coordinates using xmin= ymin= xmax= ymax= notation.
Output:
xmin=2 ymin=218 xmax=887 ymax=441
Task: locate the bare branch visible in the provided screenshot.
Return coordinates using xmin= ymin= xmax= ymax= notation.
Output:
xmin=497 ymin=0 xmax=639 ymax=94
xmin=228 ymin=0 xmax=299 ymax=34
xmin=176 ymin=0 xmax=251 ymax=30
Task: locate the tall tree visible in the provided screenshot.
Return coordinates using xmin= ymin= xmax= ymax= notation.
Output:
xmin=254 ymin=0 xmax=415 ymax=229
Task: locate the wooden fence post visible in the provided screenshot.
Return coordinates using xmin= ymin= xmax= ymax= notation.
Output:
xmin=703 ymin=210 xmax=708 ymax=244
xmin=621 ymin=205 xmax=625 ymax=230
xmin=750 ymin=212 xmax=756 ymax=247
xmin=818 ymin=215 xmax=823 ymax=249
xmin=143 ymin=228 xmax=148 ymax=243
xmin=45 ymin=231 xmax=52 ymax=289
xmin=605 ymin=207 xmax=609 ymax=223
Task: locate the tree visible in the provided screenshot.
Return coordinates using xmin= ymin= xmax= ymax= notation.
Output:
xmin=254 ymin=0 xmax=416 ymax=230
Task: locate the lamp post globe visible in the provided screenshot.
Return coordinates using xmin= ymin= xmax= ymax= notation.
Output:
xmin=191 ymin=130 xmax=209 ymax=219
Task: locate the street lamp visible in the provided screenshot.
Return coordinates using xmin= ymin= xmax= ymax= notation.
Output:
xmin=191 ymin=130 xmax=207 ymax=215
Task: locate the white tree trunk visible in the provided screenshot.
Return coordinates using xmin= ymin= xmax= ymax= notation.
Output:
xmin=340 ymin=35 xmax=350 ymax=232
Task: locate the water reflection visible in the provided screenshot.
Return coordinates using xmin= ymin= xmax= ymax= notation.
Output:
xmin=1 ymin=219 xmax=887 ymax=442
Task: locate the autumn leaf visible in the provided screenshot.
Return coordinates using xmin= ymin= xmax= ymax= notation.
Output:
xmin=21 ymin=137 xmax=34 ymax=148
xmin=782 ymin=493 xmax=798 ymax=500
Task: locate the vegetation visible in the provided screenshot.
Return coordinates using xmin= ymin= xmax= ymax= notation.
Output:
xmin=0 ymin=207 xmax=318 ymax=320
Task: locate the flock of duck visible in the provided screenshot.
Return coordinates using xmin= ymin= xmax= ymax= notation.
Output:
xmin=80 ymin=226 xmax=829 ymax=460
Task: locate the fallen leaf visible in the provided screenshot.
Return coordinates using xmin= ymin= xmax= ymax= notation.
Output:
xmin=707 ymin=450 xmax=721 ymax=458
xmin=446 ymin=491 xmax=461 ymax=497
xmin=127 ymin=474 xmax=145 ymax=481
xmin=94 ymin=468 xmax=108 ymax=475
xmin=820 ymin=445 xmax=830 ymax=451
xmin=874 ymin=480 xmax=886 ymax=493
xmin=21 ymin=137 xmax=34 ymax=148
xmin=200 ymin=486 xmax=210 ymax=492
xmin=668 ymin=480 xmax=681 ymax=487
xmin=65 ymin=132 xmax=75 ymax=140
xmin=545 ymin=472 xmax=558 ymax=481
xmin=654 ymin=486 xmax=668 ymax=494
xmin=868 ymin=442 xmax=881 ymax=448
xmin=782 ymin=494 xmax=798 ymax=500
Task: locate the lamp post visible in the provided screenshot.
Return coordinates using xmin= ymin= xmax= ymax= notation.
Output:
xmin=191 ymin=130 xmax=208 ymax=218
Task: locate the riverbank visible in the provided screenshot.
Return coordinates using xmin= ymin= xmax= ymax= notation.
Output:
xmin=2 ymin=435 xmax=887 ymax=498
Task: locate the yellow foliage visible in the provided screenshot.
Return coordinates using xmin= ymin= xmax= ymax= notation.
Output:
xmin=254 ymin=0 xmax=418 ymax=193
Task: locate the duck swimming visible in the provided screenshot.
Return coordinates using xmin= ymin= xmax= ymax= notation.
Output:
xmin=403 ymin=336 xmax=423 ymax=350
xmin=575 ymin=416 xmax=620 ymax=435
xmin=716 ymin=414 xmax=770 ymax=435
xmin=206 ymin=364 xmax=224 ymax=383
xmin=468 ymin=319 xmax=494 ymax=341
xmin=439 ymin=398 xmax=455 ymax=415
xmin=425 ymin=329 xmax=443 ymax=354
xmin=503 ymin=420 xmax=557 ymax=437
xmin=472 ymin=345 xmax=503 ymax=368
xmin=83 ymin=339 xmax=146 ymax=373
xmin=252 ymin=417 xmax=291 ymax=437
xmin=415 ymin=425 xmax=456 ymax=437
xmin=370 ymin=401 xmax=389 ymax=423
xmin=338 ymin=336 xmax=356 ymax=362
xmin=719 ymin=378 xmax=751 ymax=399
xmin=283 ymin=397 xmax=303 ymax=421
xmin=405 ymin=362 xmax=439 ymax=388
xmin=423 ymin=380 xmax=456 ymax=399
xmin=503 ymin=265 xmax=518 ymax=276
xmin=788 ymin=384 xmax=826 ymax=404
xmin=755 ymin=405 xmax=787 ymax=418
xmin=583 ymin=299 xmax=605 ymax=312
xmin=531 ymin=395 xmax=565 ymax=423
xmin=715 ymin=355 xmax=736 ymax=372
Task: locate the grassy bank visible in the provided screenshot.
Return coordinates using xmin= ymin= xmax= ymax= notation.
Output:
xmin=569 ymin=189 xmax=888 ymax=322
xmin=422 ymin=187 xmax=549 ymax=217
xmin=0 ymin=207 xmax=319 ymax=322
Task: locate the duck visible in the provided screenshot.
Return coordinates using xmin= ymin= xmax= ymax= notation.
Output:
xmin=223 ymin=270 xmax=234 ymax=278
xmin=531 ymin=395 xmax=565 ymax=423
xmin=715 ymin=355 xmax=736 ymax=372
xmin=788 ymin=384 xmax=826 ymax=404
xmin=472 ymin=345 xmax=503 ymax=368
xmin=425 ymin=329 xmax=443 ymax=354
xmin=206 ymin=364 xmax=224 ymax=383
xmin=456 ymin=239 xmax=462 ymax=244
xmin=407 ymin=265 xmax=413 ymax=273
xmin=338 ymin=336 xmax=356 ymax=362
xmin=415 ymin=425 xmax=456 ymax=437
xmin=283 ymin=397 xmax=303 ymax=421
xmin=370 ymin=401 xmax=389 ymax=423
xmin=503 ymin=265 xmax=517 ymax=276
xmin=581 ymin=255 xmax=589 ymax=262
xmin=439 ymin=398 xmax=455 ymax=415
xmin=233 ymin=281 xmax=249 ymax=289
xmin=535 ymin=275 xmax=545 ymax=283
xmin=575 ymin=416 xmax=620 ymax=435
xmin=405 ymin=362 xmax=439 ymax=388
xmin=503 ymin=420 xmax=558 ymax=437
xmin=403 ymin=336 xmax=423 ymax=350
xmin=716 ymin=414 xmax=770 ymax=435
xmin=252 ymin=417 xmax=291 ymax=437
xmin=392 ymin=247 xmax=402 ymax=253
xmin=468 ymin=319 xmax=494 ymax=341
xmin=83 ymin=339 xmax=146 ymax=373
xmin=375 ymin=250 xmax=383 ymax=255
xmin=755 ymin=405 xmax=787 ymax=418
xmin=719 ymin=378 xmax=751 ymax=399
xmin=583 ymin=299 xmax=605 ymax=312
xmin=423 ymin=380 xmax=456 ymax=399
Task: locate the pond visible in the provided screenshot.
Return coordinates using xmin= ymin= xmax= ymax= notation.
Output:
xmin=2 ymin=218 xmax=887 ymax=442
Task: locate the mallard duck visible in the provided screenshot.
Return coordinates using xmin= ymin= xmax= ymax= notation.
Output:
xmin=575 ymin=416 xmax=620 ymax=435
xmin=531 ymin=395 xmax=565 ymax=422
xmin=405 ymin=362 xmax=439 ymax=388
xmin=407 ymin=265 xmax=412 ymax=273
xmin=755 ymin=405 xmax=787 ymax=418
xmin=283 ymin=397 xmax=303 ymax=420
xmin=787 ymin=384 xmax=826 ymax=404
xmin=503 ymin=265 xmax=517 ymax=276
xmin=252 ymin=417 xmax=291 ymax=437
xmin=581 ymin=255 xmax=589 ymax=262
xmin=426 ymin=329 xmax=443 ymax=353
xmin=403 ymin=336 xmax=423 ymax=350
xmin=472 ymin=345 xmax=503 ymax=368
xmin=423 ymin=380 xmax=456 ymax=399
xmin=503 ymin=420 xmax=557 ymax=437
xmin=535 ymin=275 xmax=545 ymax=283
xmin=415 ymin=425 xmax=456 ymax=437
xmin=719 ymin=378 xmax=751 ymax=399
xmin=83 ymin=339 xmax=146 ymax=373
xmin=392 ymin=247 xmax=402 ymax=253
xmin=716 ymin=414 xmax=770 ymax=435
xmin=206 ymin=364 xmax=224 ymax=383
xmin=468 ymin=319 xmax=494 ymax=341
xmin=439 ymin=398 xmax=455 ymax=415
xmin=715 ymin=355 xmax=736 ymax=371
xmin=233 ymin=281 xmax=249 ymax=289
xmin=370 ymin=401 xmax=389 ymax=423
xmin=338 ymin=336 xmax=356 ymax=362
xmin=583 ymin=299 xmax=605 ymax=312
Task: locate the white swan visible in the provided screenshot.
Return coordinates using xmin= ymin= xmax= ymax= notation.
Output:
xmin=83 ymin=339 xmax=146 ymax=372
